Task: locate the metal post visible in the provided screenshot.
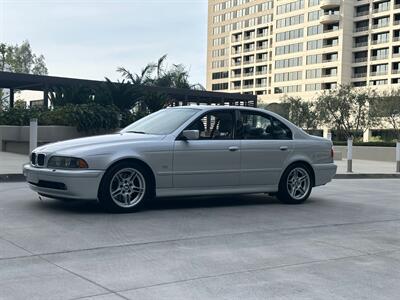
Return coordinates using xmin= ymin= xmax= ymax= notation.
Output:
xmin=9 ymin=88 xmax=14 ymax=108
xmin=29 ymin=118 xmax=38 ymax=153
xmin=396 ymin=141 xmax=400 ymax=173
xmin=347 ymin=137 xmax=353 ymax=173
xmin=43 ymin=87 xmax=49 ymax=108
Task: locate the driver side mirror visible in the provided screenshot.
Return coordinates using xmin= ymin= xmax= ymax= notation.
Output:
xmin=181 ymin=130 xmax=199 ymax=140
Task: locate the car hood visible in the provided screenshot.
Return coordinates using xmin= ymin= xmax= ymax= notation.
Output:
xmin=34 ymin=133 xmax=165 ymax=154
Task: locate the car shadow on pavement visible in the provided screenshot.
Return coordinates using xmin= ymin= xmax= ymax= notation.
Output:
xmin=27 ymin=193 xmax=285 ymax=214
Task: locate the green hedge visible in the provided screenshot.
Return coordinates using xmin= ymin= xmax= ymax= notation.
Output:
xmin=333 ymin=141 xmax=396 ymax=147
xmin=0 ymin=104 xmax=126 ymax=133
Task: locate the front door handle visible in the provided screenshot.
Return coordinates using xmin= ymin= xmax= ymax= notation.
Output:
xmin=228 ymin=146 xmax=240 ymax=152
xmin=280 ymin=146 xmax=288 ymax=151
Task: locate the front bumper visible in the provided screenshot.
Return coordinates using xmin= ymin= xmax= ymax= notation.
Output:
xmin=313 ymin=163 xmax=337 ymax=186
xmin=23 ymin=164 xmax=104 ymax=200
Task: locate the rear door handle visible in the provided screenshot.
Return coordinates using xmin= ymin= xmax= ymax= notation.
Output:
xmin=280 ymin=146 xmax=288 ymax=151
xmin=228 ymin=146 xmax=240 ymax=152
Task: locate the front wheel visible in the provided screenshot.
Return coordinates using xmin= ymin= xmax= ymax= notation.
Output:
xmin=277 ymin=163 xmax=313 ymax=205
xmin=98 ymin=162 xmax=153 ymax=213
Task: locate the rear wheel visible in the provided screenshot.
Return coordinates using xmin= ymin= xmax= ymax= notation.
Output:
xmin=277 ymin=163 xmax=312 ymax=205
xmin=98 ymin=162 xmax=153 ymax=213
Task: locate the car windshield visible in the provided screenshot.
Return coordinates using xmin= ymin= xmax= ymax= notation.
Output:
xmin=121 ymin=108 xmax=200 ymax=135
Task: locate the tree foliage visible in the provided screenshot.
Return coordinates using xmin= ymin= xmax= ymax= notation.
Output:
xmin=281 ymin=96 xmax=319 ymax=130
xmin=372 ymin=90 xmax=400 ymax=140
xmin=315 ymin=85 xmax=377 ymax=139
xmin=0 ymin=41 xmax=48 ymax=108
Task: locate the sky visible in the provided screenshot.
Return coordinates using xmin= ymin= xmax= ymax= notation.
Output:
xmin=0 ymin=0 xmax=208 ymax=85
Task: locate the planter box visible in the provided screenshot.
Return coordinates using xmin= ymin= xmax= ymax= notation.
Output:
xmin=0 ymin=125 xmax=87 ymax=155
xmin=334 ymin=145 xmax=396 ymax=162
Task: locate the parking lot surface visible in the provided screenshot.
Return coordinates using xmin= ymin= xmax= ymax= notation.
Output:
xmin=1 ymin=179 xmax=400 ymax=300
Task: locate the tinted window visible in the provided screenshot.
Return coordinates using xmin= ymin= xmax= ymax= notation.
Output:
xmin=238 ymin=111 xmax=292 ymax=140
xmin=186 ymin=111 xmax=234 ymax=140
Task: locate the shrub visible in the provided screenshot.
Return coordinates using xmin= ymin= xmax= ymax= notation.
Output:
xmin=0 ymin=104 xmax=122 ymax=133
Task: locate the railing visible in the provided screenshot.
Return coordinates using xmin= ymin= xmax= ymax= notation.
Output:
xmin=354 ymin=26 xmax=369 ymax=33
xmin=256 ymin=58 xmax=268 ymax=63
xmin=256 ymin=71 xmax=268 ymax=75
xmin=353 ymin=57 xmax=368 ymax=63
xmin=392 ymin=69 xmax=400 ymax=74
xmin=257 ymin=32 xmax=267 ymax=38
xmin=243 ymin=60 xmax=254 ymax=65
xmin=232 ymin=61 xmax=242 ymax=66
xmin=370 ymin=71 xmax=388 ymax=76
xmin=244 ymin=35 xmax=255 ymax=40
xmin=232 ymin=73 xmax=242 ymax=78
xmin=232 ymin=37 xmax=242 ymax=43
xmin=372 ymin=7 xmax=389 ymax=13
xmin=243 ymin=48 xmax=255 ymax=53
xmin=232 ymin=50 xmax=242 ymax=55
xmin=352 ymin=73 xmax=367 ymax=78
xmin=232 ymin=86 xmax=241 ymax=90
xmin=394 ymin=36 xmax=400 ymax=42
xmin=371 ymin=23 xmax=389 ymax=29
xmin=243 ymin=72 xmax=254 ymax=77
xmin=255 ymin=84 xmax=267 ymax=88
xmin=370 ymin=55 xmax=388 ymax=61
xmin=354 ymin=11 xmax=369 ymax=17
xmin=323 ymin=43 xmax=338 ymax=48
xmin=394 ymin=20 xmax=400 ymax=25
xmin=393 ymin=53 xmax=400 ymax=58
xmin=395 ymin=4 xmax=400 ymax=9
xmin=354 ymin=42 xmax=368 ymax=47
xmin=243 ymin=85 xmax=254 ymax=89
xmin=256 ymin=45 xmax=268 ymax=50
xmin=322 ymin=58 xmax=338 ymax=63
xmin=371 ymin=39 xmax=388 ymax=45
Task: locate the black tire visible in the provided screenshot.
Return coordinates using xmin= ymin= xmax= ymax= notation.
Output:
xmin=98 ymin=161 xmax=154 ymax=213
xmin=277 ymin=163 xmax=313 ymax=205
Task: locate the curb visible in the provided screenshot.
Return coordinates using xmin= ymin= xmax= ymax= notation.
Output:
xmin=334 ymin=173 xmax=400 ymax=179
xmin=0 ymin=174 xmax=26 ymax=182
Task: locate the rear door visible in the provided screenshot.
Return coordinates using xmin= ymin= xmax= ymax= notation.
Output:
xmin=238 ymin=110 xmax=293 ymax=186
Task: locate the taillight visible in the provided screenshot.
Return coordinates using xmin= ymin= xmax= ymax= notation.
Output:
xmin=331 ymin=147 xmax=334 ymax=159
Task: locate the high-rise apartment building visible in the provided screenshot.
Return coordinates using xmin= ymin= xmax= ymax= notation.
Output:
xmin=207 ymin=0 xmax=400 ymax=103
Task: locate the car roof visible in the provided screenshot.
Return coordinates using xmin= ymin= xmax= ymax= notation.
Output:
xmin=167 ymin=105 xmax=266 ymax=112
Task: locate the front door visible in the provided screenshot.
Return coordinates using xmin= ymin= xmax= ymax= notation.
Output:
xmin=173 ymin=110 xmax=240 ymax=188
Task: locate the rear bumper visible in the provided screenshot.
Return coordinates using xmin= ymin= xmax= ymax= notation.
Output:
xmin=313 ymin=163 xmax=337 ymax=186
xmin=23 ymin=164 xmax=104 ymax=200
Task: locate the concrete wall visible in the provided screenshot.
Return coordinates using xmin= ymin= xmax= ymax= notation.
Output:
xmin=334 ymin=146 xmax=396 ymax=162
xmin=0 ymin=126 xmax=88 ymax=155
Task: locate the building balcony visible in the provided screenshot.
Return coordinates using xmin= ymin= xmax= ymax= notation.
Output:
xmin=243 ymin=72 xmax=254 ymax=77
xmin=244 ymin=35 xmax=255 ymax=41
xmin=255 ymin=71 xmax=268 ymax=76
xmin=320 ymin=13 xmax=340 ymax=24
xmin=322 ymin=58 xmax=338 ymax=63
xmin=370 ymin=55 xmax=388 ymax=61
xmin=394 ymin=20 xmax=400 ymax=26
xmin=371 ymin=39 xmax=388 ymax=45
xmin=243 ymin=48 xmax=255 ymax=53
xmin=232 ymin=86 xmax=241 ymax=90
xmin=232 ymin=62 xmax=242 ymax=66
xmin=395 ymin=4 xmax=400 ymax=10
xmin=372 ymin=7 xmax=389 ymax=14
xmin=243 ymin=84 xmax=254 ymax=89
xmin=232 ymin=73 xmax=242 ymax=78
xmin=323 ymin=43 xmax=338 ymax=48
xmin=256 ymin=45 xmax=268 ymax=50
xmin=354 ymin=11 xmax=369 ymax=17
xmin=320 ymin=0 xmax=340 ymax=9
xmin=255 ymin=84 xmax=267 ymax=88
xmin=370 ymin=71 xmax=388 ymax=76
xmin=257 ymin=32 xmax=268 ymax=38
xmin=392 ymin=69 xmax=400 ymax=74
xmin=353 ymin=26 xmax=369 ymax=33
xmin=353 ymin=57 xmax=368 ymax=63
xmin=371 ymin=23 xmax=389 ymax=29
xmin=243 ymin=60 xmax=254 ymax=65
xmin=393 ymin=53 xmax=400 ymax=58
xmin=256 ymin=58 xmax=268 ymax=63
xmin=352 ymin=73 xmax=367 ymax=78
xmin=353 ymin=42 xmax=369 ymax=48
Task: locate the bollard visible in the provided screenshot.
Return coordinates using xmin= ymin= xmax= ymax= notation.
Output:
xmin=347 ymin=137 xmax=353 ymax=173
xmin=396 ymin=141 xmax=400 ymax=173
xmin=29 ymin=118 xmax=38 ymax=153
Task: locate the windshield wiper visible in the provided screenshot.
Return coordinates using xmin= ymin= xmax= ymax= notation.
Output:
xmin=125 ymin=130 xmax=147 ymax=134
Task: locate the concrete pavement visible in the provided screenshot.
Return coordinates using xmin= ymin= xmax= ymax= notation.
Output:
xmin=0 ymin=179 xmax=400 ymax=299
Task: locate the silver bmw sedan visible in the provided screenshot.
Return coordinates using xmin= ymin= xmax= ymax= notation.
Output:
xmin=23 ymin=106 xmax=337 ymax=212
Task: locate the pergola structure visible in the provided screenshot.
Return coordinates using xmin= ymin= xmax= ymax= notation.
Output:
xmin=0 ymin=71 xmax=257 ymax=108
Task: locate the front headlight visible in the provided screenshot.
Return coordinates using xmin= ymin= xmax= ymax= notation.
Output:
xmin=47 ymin=156 xmax=89 ymax=169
